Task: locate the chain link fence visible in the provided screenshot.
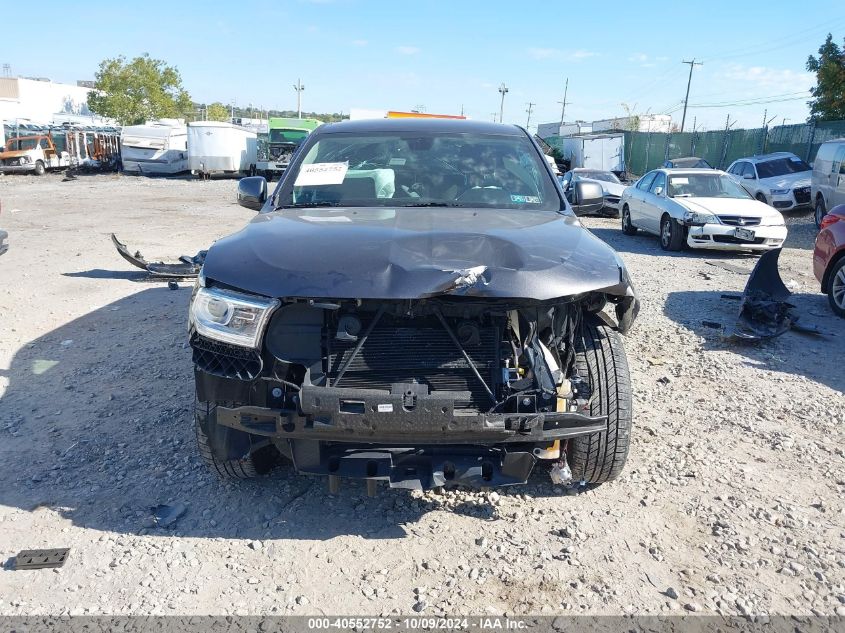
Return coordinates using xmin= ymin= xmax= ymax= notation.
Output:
xmin=544 ymin=120 xmax=845 ymax=177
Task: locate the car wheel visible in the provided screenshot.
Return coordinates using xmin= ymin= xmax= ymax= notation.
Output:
xmin=815 ymin=197 xmax=826 ymax=229
xmin=755 ymin=192 xmax=768 ymax=205
xmin=566 ymin=315 xmax=632 ymax=484
xmin=34 ymin=161 xmax=46 ymax=176
xmin=621 ymin=205 xmax=637 ymax=235
xmin=659 ymin=214 xmax=685 ymax=251
xmin=828 ymin=258 xmax=845 ymax=318
xmin=195 ymin=399 xmax=280 ymax=479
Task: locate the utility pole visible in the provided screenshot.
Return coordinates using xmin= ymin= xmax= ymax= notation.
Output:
xmin=498 ymin=83 xmax=509 ymax=123
xmin=558 ymin=77 xmax=569 ymax=127
xmin=526 ymin=102 xmax=535 ymax=129
xmin=293 ymin=79 xmax=305 ymax=118
xmin=679 ymin=59 xmax=702 ymax=133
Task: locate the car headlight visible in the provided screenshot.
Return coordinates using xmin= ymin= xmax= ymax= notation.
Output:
xmin=683 ymin=210 xmax=719 ymax=226
xmin=770 ymin=188 xmax=790 ymax=195
xmin=19 ymin=156 xmax=31 ymax=164
xmin=189 ymin=286 xmax=280 ymax=348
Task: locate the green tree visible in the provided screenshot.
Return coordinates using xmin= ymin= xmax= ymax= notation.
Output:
xmin=806 ymin=34 xmax=845 ymax=121
xmin=206 ymin=102 xmax=230 ymax=122
xmin=88 ymin=54 xmax=193 ymax=125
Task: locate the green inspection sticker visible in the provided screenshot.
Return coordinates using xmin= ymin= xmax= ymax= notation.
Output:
xmin=510 ymin=194 xmax=541 ymax=204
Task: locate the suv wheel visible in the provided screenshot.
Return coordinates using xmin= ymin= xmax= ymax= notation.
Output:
xmin=659 ymin=215 xmax=685 ymax=251
xmin=195 ymin=399 xmax=280 ymax=479
xmin=815 ymin=197 xmax=826 ymax=229
xmin=567 ymin=315 xmax=632 ymax=484
xmin=621 ymin=205 xmax=637 ymax=235
xmin=828 ymin=258 xmax=845 ymax=318
xmin=755 ymin=192 xmax=768 ymax=204
xmin=34 ymin=161 xmax=46 ymax=176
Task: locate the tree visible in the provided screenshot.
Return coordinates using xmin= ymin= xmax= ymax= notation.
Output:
xmin=206 ymin=102 xmax=230 ymax=122
xmin=806 ymin=34 xmax=845 ymax=122
xmin=88 ymin=54 xmax=193 ymax=125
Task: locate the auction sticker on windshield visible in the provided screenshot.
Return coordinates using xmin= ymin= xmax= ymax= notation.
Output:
xmin=295 ymin=162 xmax=349 ymax=186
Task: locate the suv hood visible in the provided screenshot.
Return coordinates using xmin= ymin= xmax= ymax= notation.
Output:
xmin=758 ymin=172 xmax=811 ymax=189
xmin=202 ymin=206 xmax=635 ymax=302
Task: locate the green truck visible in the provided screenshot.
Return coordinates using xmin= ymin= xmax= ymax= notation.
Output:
xmin=257 ymin=117 xmax=322 ymax=180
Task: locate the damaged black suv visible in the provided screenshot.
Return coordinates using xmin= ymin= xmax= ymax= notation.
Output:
xmin=189 ymin=118 xmax=638 ymax=491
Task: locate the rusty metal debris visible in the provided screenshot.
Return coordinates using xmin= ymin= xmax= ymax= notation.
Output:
xmin=111 ymin=234 xmax=205 ymax=279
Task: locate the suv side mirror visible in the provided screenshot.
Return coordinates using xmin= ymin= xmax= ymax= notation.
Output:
xmin=237 ymin=176 xmax=268 ymax=211
xmin=743 ymin=173 xmax=755 ymax=180
xmin=570 ymin=180 xmax=604 ymax=215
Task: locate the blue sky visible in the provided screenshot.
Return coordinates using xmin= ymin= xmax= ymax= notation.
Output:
xmin=5 ymin=0 xmax=844 ymax=131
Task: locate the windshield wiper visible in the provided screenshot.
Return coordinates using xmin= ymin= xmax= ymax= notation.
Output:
xmin=399 ymin=202 xmax=466 ymax=207
xmin=277 ymin=202 xmax=344 ymax=209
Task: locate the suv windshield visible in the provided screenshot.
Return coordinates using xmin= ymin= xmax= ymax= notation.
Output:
xmin=279 ymin=131 xmax=561 ymax=210
xmin=668 ymin=173 xmax=752 ymax=199
xmin=756 ymin=156 xmax=811 ymax=178
xmin=269 ymin=129 xmax=309 ymax=144
xmin=577 ymin=170 xmax=621 ymax=184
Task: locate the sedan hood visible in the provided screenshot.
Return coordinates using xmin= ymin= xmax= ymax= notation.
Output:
xmin=674 ymin=197 xmax=780 ymax=218
xmin=203 ymin=206 xmax=634 ymax=302
xmin=758 ymin=172 xmax=811 ymax=189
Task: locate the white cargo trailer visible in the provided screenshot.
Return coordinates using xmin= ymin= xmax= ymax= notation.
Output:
xmin=561 ymin=133 xmax=625 ymax=173
xmin=121 ymin=119 xmax=188 ymax=175
xmin=188 ymin=121 xmax=258 ymax=178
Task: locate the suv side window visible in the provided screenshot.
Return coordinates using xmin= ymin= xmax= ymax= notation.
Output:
xmin=637 ymin=171 xmax=657 ymax=191
xmin=742 ymin=163 xmax=756 ymax=179
xmin=650 ymin=172 xmax=666 ymax=194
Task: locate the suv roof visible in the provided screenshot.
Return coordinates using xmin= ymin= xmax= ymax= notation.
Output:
xmin=317 ymin=118 xmax=523 ymax=136
xmin=742 ymin=152 xmax=801 ymax=163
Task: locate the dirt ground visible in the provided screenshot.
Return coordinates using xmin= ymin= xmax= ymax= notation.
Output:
xmin=0 ymin=172 xmax=843 ymax=617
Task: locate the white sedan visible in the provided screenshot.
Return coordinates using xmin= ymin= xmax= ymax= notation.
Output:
xmin=619 ymin=168 xmax=787 ymax=252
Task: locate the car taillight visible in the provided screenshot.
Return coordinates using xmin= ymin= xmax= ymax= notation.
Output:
xmin=820 ymin=214 xmax=842 ymax=230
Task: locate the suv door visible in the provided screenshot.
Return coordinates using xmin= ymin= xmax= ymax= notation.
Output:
xmin=641 ymin=171 xmax=667 ymax=233
xmin=832 ymin=146 xmax=845 ymax=207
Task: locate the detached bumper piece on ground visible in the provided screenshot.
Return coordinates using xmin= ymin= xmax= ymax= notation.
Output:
xmin=111 ymin=234 xmax=205 ymax=279
xmin=730 ymin=248 xmax=820 ymax=341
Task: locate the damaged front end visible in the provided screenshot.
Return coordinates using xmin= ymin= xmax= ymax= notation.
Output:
xmin=191 ymin=290 xmax=630 ymax=490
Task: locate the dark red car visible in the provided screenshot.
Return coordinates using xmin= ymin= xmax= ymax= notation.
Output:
xmin=814 ymin=203 xmax=845 ymax=317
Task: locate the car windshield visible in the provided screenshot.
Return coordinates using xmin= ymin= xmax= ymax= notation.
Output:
xmin=269 ymin=129 xmax=309 ymax=144
xmin=577 ymin=170 xmax=621 ymax=184
xmin=755 ymin=156 xmax=811 ymax=178
xmin=667 ymin=173 xmax=752 ymax=199
xmin=278 ymin=130 xmax=561 ymax=210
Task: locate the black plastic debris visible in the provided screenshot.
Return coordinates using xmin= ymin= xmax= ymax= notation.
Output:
xmin=111 ymin=234 xmax=206 ymax=279
xmin=151 ymin=502 xmax=186 ymax=528
xmin=729 ymin=248 xmax=820 ymax=342
xmin=14 ymin=548 xmax=70 ymax=570
xmin=168 ymin=281 xmax=179 ymax=290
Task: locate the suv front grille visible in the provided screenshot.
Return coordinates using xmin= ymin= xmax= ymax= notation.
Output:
xmin=191 ymin=333 xmax=262 ymax=380
xmin=717 ymin=215 xmax=761 ymax=226
xmin=793 ymin=186 xmax=810 ymax=204
xmin=327 ymin=321 xmax=499 ymax=411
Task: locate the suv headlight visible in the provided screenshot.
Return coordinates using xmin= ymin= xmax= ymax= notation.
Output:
xmin=189 ymin=286 xmax=280 ymax=348
xmin=770 ymin=188 xmax=790 ymax=195
xmin=684 ymin=210 xmax=718 ymax=226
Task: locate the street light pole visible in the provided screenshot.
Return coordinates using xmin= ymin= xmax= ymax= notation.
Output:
xmin=293 ymin=79 xmax=305 ymax=118
xmin=498 ymin=83 xmax=508 ymax=123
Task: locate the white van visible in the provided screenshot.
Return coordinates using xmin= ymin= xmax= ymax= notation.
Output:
xmin=811 ymin=138 xmax=845 ymax=228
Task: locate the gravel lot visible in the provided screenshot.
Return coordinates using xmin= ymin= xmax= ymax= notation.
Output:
xmin=0 ymin=172 xmax=843 ymax=617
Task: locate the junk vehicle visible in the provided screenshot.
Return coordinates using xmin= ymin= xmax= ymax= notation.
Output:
xmin=188 ymin=121 xmax=258 ymax=178
xmin=0 ymin=134 xmax=70 ymax=175
xmin=256 ymin=117 xmax=321 ymax=180
xmin=121 ymin=119 xmax=188 ymax=175
xmin=726 ymin=152 xmax=812 ymax=212
xmin=559 ymin=133 xmax=625 ymax=176
xmin=188 ymin=118 xmax=638 ymax=491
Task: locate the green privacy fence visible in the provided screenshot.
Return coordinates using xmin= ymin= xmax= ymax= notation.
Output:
xmin=544 ymin=120 xmax=845 ymax=177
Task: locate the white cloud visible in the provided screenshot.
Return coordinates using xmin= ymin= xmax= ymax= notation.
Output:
xmin=722 ymin=64 xmax=814 ymax=90
xmin=527 ymin=47 xmax=597 ymax=62
xmin=628 ymin=53 xmax=663 ymax=68
xmin=395 ymin=46 xmax=420 ymax=56
xmin=351 ymin=39 xmax=368 ymax=47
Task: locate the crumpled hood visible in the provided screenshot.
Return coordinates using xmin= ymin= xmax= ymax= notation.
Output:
xmin=584 ymin=179 xmax=626 ymax=197
xmin=0 ymin=150 xmax=32 ymax=160
xmin=759 ymin=173 xmax=811 ymax=189
xmin=203 ymin=206 xmax=634 ymax=302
